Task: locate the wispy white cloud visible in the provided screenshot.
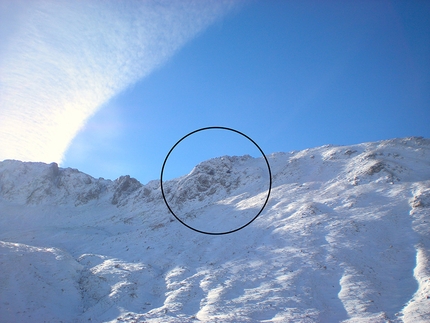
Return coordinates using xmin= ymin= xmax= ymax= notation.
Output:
xmin=0 ymin=0 xmax=241 ymax=163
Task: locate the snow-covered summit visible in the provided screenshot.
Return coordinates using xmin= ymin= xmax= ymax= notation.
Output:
xmin=0 ymin=137 xmax=429 ymax=322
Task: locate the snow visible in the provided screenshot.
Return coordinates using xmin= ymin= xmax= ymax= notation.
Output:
xmin=0 ymin=241 xmax=83 ymax=322
xmin=0 ymin=136 xmax=429 ymax=322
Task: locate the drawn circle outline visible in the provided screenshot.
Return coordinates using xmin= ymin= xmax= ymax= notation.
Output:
xmin=160 ymin=126 xmax=272 ymax=235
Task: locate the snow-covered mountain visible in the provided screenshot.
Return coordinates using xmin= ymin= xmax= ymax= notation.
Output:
xmin=0 ymin=137 xmax=429 ymax=323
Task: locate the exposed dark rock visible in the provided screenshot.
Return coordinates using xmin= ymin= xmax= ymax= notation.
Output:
xmin=111 ymin=176 xmax=142 ymax=205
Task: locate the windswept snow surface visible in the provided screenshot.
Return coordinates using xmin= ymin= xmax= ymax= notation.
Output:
xmin=0 ymin=137 xmax=429 ymax=322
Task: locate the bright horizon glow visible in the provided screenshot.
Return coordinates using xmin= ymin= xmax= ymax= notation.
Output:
xmin=1 ymin=1 xmax=429 ymax=184
xmin=0 ymin=0 xmax=241 ymax=164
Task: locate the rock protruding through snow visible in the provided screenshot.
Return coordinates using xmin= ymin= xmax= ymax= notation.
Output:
xmin=0 ymin=137 xmax=429 ymax=322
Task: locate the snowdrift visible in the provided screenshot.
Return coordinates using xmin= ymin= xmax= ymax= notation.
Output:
xmin=0 ymin=137 xmax=429 ymax=322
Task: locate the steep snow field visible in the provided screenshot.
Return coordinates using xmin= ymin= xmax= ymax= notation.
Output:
xmin=0 ymin=137 xmax=429 ymax=322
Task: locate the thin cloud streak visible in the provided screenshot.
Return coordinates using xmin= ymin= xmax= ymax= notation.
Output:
xmin=0 ymin=0 xmax=241 ymax=163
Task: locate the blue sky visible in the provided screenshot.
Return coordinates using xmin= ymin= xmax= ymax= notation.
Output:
xmin=1 ymin=1 xmax=429 ymax=184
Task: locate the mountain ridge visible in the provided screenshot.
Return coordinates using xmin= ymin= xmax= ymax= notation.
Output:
xmin=0 ymin=136 xmax=429 ymax=322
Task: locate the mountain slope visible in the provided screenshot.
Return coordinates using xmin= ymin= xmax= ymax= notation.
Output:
xmin=0 ymin=137 xmax=429 ymax=322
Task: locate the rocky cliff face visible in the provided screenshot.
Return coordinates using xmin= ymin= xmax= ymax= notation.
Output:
xmin=0 ymin=137 xmax=429 ymax=322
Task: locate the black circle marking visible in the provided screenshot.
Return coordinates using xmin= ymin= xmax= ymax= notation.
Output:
xmin=160 ymin=126 xmax=272 ymax=235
